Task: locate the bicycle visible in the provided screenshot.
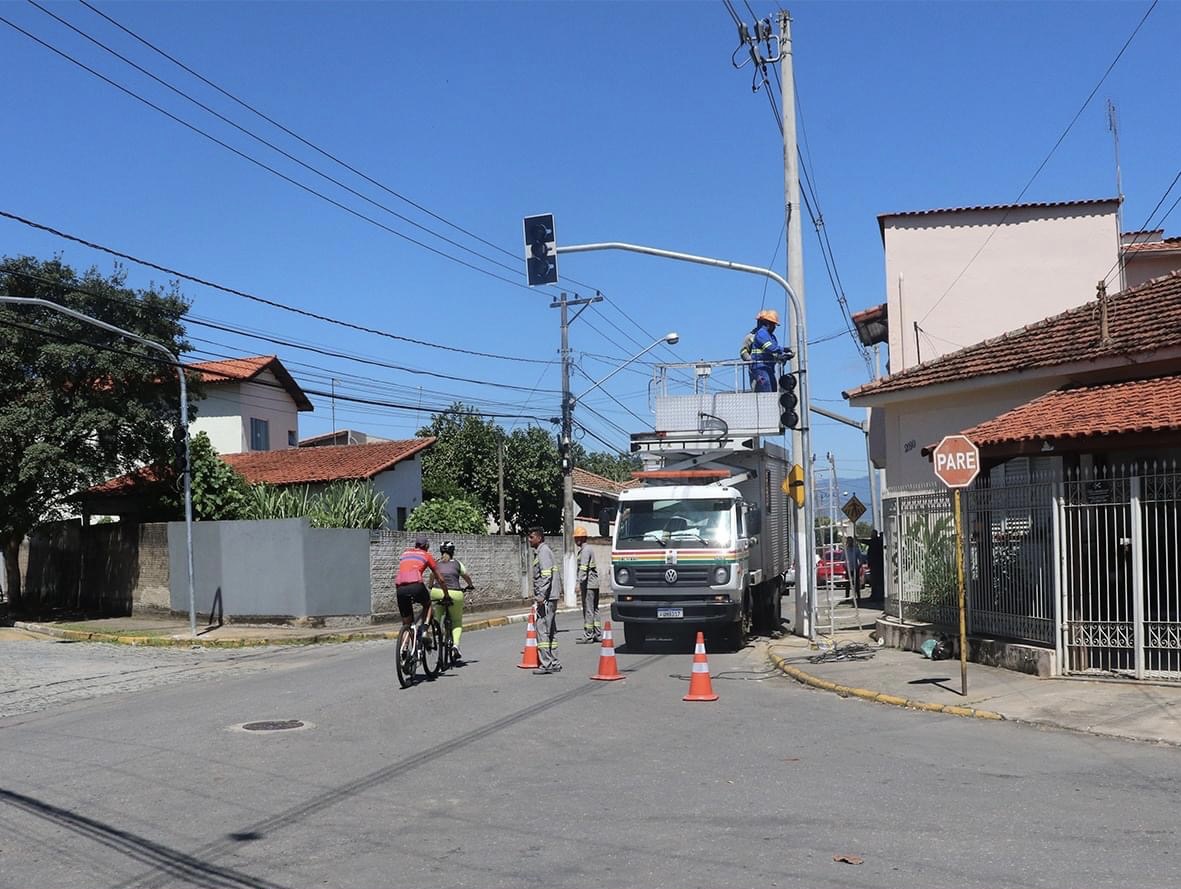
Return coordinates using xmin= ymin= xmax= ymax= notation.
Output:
xmin=434 ymin=585 xmax=474 ymax=673
xmin=395 ymin=607 xmax=444 ymax=689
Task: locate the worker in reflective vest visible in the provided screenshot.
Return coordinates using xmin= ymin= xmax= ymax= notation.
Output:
xmin=528 ymin=526 xmax=562 ymax=674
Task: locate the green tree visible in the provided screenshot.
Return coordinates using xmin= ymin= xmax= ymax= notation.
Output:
xmin=405 ymin=497 xmax=486 ymax=535
xmin=0 ymin=257 xmax=193 ymax=607
xmin=416 ymin=404 xmax=500 ymax=514
xmin=505 ymin=425 xmax=561 ymax=532
xmin=576 ymin=448 xmax=640 ymax=483
xmin=176 ymin=432 xmax=249 ymax=521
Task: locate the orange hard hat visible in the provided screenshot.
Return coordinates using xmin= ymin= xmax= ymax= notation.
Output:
xmin=573 ymin=526 xmax=588 ymax=539
xmin=756 ymin=309 xmax=779 ymax=325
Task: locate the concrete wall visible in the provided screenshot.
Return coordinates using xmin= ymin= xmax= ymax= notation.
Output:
xmin=1125 ymin=251 xmax=1181 ymax=289
xmin=883 ymin=202 xmax=1119 ymax=372
xmin=18 ymin=520 xmax=171 ymax=614
xmin=169 ymin=518 xmax=369 ymax=621
xmin=370 ymin=531 xmax=530 ymax=620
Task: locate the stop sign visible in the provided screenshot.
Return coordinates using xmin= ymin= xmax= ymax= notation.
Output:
xmin=932 ymin=434 xmax=980 ymax=488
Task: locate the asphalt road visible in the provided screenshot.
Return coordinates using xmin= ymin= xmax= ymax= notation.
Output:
xmin=2 ymin=623 xmax=1179 ymax=888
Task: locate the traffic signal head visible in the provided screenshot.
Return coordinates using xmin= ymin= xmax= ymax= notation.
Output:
xmin=778 ymin=373 xmax=799 ymax=430
xmin=523 ymin=214 xmax=558 ymax=286
xmin=172 ymin=426 xmax=189 ymax=475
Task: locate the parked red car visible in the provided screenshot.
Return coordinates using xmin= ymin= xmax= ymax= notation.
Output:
xmin=815 ymin=546 xmax=868 ymax=590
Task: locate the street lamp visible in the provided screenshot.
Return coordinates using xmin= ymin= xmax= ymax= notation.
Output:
xmin=559 ymin=331 xmax=679 ymax=608
xmin=0 ymin=296 xmax=197 ymax=638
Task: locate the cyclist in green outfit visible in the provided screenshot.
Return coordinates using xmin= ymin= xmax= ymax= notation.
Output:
xmin=429 ymin=541 xmax=474 ymax=662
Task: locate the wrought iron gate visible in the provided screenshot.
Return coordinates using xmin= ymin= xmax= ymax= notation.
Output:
xmin=1060 ymin=466 xmax=1181 ymax=680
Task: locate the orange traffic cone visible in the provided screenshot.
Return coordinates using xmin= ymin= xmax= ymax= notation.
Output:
xmin=517 ymin=605 xmax=540 ymax=669
xmin=683 ymin=631 xmax=718 ymax=702
xmin=591 ymin=621 xmax=624 ymax=681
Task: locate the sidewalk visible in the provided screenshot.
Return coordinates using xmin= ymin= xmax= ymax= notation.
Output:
xmin=10 ymin=601 xmax=580 ymax=648
xmin=768 ymin=629 xmax=1181 ymax=747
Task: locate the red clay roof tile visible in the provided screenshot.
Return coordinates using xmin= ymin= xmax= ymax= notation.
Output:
xmin=847 ymin=271 xmax=1181 ymax=400
xmin=221 ymin=439 xmax=434 ymax=485
xmin=187 ymin=356 xmax=313 ymax=411
xmin=962 ymin=376 xmax=1181 ymax=447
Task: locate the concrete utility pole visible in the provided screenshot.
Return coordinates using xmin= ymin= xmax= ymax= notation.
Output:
xmin=779 ymin=9 xmax=817 ymax=639
xmin=0 ymin=296 xmax=198 ymax=638
xmin=497 ymin=434 xmax=506 ymax=535
xmin=552 ymin=291 xmax=602 ymax=608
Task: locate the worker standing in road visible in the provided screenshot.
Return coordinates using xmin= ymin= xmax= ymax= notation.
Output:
xmin=739 ymin=309 xmax=784 ymax=392
xmin=574 ymin=526 xmax=602 ymax=644
xmin=528 ymin=527 xmax=562 ymax=674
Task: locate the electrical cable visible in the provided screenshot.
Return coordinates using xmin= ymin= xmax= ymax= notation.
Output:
xmin=73 ymin=0 xmax=610 ymax=296
xmin=0 ymin=12 xmax=547 ymax=297
xmin=0 ymin=211 xmax=550 ymax=364
xmin=918 ymin=0 xmax=1159 ymax=325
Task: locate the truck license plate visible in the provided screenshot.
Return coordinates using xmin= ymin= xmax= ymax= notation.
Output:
xmin=657 ymin=607 xmax=683 ymax=619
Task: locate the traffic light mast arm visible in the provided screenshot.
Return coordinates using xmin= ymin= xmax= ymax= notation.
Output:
xmin=554 ymin=239 xmax=816 ymax=625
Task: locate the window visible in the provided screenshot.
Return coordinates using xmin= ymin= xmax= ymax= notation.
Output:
xmin=250 ymin=418 xmax=270 ymax=451
xmin=288 ymin=430 xmax=297 ymax=447
xmin=396 ymin=507 xmax=407 ymax=531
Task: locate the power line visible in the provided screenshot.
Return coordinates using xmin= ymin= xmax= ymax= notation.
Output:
xmin=0 ymin=11 xmax=553 ymax=297
xmin=918 ymin=0 xmax=1159 ymax=324
xmin=73 ymin=0 xmax=609 ymax=297
xmin=1101 ymin=166 xmax=1181 ymax=288
xmin=0 ymin=314 xmax=551 ymax=422
xmin=0 ymin=210 xmax=551 ymax=364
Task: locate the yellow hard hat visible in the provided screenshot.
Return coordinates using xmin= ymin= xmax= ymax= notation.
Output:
xmin=573 ymin=526 xmax=588 ymax=539
xmin=756 ymin=309 xmax=779 ymax=325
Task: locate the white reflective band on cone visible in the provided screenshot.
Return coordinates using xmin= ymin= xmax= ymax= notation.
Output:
xmin=692 ymin=662 xmax=710 ymax=673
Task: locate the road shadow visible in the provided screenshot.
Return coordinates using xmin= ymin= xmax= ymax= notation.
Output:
xmin=0 ymin=787 xmax=288 ymax=889
xmin=908 ymin=676 xmax=958 ymax=694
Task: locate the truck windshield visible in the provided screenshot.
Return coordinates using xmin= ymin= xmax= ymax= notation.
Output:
xmin=615 ymin=499 xmax=735 ymax=549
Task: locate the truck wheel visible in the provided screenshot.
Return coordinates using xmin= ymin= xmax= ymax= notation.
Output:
xmin=723 ymin=621 xmax=747 ymax=651
xmin=623 ymin=623 xmax=646 ymax=650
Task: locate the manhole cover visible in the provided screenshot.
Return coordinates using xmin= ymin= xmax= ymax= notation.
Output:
xmin=242 ymin=720 xmax=304 ymax=732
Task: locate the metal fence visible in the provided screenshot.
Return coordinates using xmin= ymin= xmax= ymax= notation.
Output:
xmin=884 ymin=461 xmax=1181 ymax=681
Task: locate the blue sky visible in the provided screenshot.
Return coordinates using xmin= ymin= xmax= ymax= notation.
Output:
xmin=1 ymin=0 xmax=1177 ymax=479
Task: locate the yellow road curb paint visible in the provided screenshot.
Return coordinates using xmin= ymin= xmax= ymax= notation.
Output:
xmin=768 ymin=649 xmax=1006 ymax=722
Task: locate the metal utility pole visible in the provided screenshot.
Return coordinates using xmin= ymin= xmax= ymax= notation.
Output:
xmin=0 ymin=296 xmax=198 ymax=638
xmin=552 ymin=291 xmax=602 ymax=608
xmin=778 ymin=9 xmax=817 ymax=640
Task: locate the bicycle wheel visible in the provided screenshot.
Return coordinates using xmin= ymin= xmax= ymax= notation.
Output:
xmin=438 ymin=616 xmax=455 ymax=673
xmin=422 ymin=619 xmax=444 ymax=679
xmin=395 ymin=625 xmax=416 ymax=689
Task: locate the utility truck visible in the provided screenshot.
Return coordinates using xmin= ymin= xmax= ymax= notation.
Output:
xmin=600 ymin=359 xmax=794 ymax=649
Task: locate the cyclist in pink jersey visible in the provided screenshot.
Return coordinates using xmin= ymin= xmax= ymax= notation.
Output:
xmin=396 ymin=533 xmax=449 ymax=631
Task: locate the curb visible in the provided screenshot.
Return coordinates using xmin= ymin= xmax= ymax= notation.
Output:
xmin=767 ymin=649 xmax=1005 ymax=721
xmin=11 ymin=605 xmax=575 ymax=650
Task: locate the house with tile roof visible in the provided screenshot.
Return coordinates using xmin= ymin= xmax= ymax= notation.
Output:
xmin=84 ymin=439 xmax=435 ymax=531
xmin=848 ymin=271 xmax=1181 ymax=489
xmin=572 ymin=466 xmax=640 ymax=537
xmin=188 ymin=356 xmax=313 ymax=455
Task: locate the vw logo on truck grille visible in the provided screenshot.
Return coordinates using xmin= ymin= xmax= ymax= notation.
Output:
xmin=664 ymin=568 xmax=678 ymax=585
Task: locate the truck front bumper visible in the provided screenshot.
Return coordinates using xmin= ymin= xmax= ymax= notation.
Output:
xmin=611 ymin=598 xmax=740 ymax=625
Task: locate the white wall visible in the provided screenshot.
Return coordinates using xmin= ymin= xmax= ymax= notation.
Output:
xmin=372 ymin=455 xmax=424 ymax=530
xmin=881 ymin=376 xmax=1073 ymax=490
xmin=883 ymin=203 xmax=1119 ymax=372
xmin=191 ymin=370 xmax=302 ymax=455
xmin=190 ymin=386 xmax=245 ymax=455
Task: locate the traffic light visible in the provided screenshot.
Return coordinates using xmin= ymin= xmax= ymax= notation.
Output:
xmin=523 ymin=214 xmax=558 ymax=286
xmin=778 ymin=372 xmax=799 ymax=430
xmin=172 ymin=426 xmax=189 ymax=476
xmin=558 ymin=438 xmax=572 ymax=475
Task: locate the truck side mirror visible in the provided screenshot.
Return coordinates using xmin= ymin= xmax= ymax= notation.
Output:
xmin=598 ymin=507 xmax=616 ymax=538
xmin=746 ymin=507 xmax=762 ymax=537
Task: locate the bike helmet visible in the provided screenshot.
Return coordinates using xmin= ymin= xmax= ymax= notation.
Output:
xmin=440 ymin=540 xmax=456 ymax=557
